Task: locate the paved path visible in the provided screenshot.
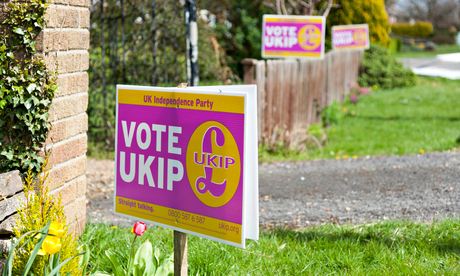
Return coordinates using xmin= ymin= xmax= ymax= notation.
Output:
xmin=400 ymin=54 xmax=460 ymax=79
xmin=86 ymin=152 xmax=460 ymax=228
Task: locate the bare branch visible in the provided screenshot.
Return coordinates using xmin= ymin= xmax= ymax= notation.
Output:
xmin=281 ymin=0 xmax=288 ymax=15
xmin=320 ymin=0 xmax=334 ymax=18
xmin=276 ymin=0 xmax=282 ymax=14
xmin=263 ymin=0 xmax=276 ymax=10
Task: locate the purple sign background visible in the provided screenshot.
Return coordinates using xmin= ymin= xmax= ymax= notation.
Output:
xmin=332 ymin=25 xmax=369 ymax=49
xmin=116 ymin=104 xmax=244 ymax=224
xmin=263 ymin=22 xmax=324 ymax=53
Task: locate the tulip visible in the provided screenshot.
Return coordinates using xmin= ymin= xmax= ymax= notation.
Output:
xmin=349 ymin=94 xmax=359 ymax=104
xmin=132 ymin=221 xmax=147 ymax=236
xmin=359 ymin=87 xmax=370 ymax=95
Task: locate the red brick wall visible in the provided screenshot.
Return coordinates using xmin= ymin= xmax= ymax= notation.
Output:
xmin=39 ymin=0 xmax=90 ymax=235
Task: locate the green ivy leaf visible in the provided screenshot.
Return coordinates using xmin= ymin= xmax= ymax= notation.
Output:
xmin=13 ymin=27 xmax=24 ymax=35
xmin=1 ymin=150 xmax=14 ymax=160
xmin=26 ymin=83 xmax=37 ymax=93
xmin=1 ymin=0 xmax=56 ymax=174
xmin=24 ymin=99 xmax=32 ymax=110
xmin=0 ymin=100 xmax=6 ymax=110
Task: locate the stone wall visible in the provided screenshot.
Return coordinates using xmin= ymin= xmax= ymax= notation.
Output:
xmin=0 ymin=0 xmax=89 ymax=249
xmin=0 ymin=171 xmax=22 ymax=254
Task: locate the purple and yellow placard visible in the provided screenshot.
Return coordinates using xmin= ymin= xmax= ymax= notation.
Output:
xmin=332 ymin=24 xmax=370 ymax=50
xmin=114 ymin=85 xmax=259 ymax=248
xmin=262 ymin=15 xmax=326 ymax=59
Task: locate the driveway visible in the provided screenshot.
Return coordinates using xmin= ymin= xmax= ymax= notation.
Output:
xmin=86 ymin=152 xmax=460 ymax=228
xmin=400 ymin=53 xmax=460 ymax=79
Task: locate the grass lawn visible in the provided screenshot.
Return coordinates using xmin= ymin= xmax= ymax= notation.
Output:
xmin=261 ymin=77 xmax=460 ymax=162
xmin=81 ymin=220 xmax=460 ymax=275
xmin=394 ymin=44 xmax=460 ymax=59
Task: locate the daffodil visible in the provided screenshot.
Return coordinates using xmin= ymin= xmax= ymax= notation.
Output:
xmin=38 ymin=236 xmax=62 ymax=255
xmin=48 ymin=221 xmax=65 ymax=237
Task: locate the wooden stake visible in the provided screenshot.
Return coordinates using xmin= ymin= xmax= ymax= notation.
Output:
xmin=174 ymin=230 xmax=188 ymax=276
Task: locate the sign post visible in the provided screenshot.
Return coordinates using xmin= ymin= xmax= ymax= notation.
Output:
xmin=261 ymin=15 xmax=326 ymax=59
xmin=184 ymin=0 xmax=199 ymax=86
xmin=174 ymin=83 xmax=189 ymax=276
xmin=174 ymin=230 xmax=187 ymax=275
xmin=114 ymin=84 xmax=259 ymax=274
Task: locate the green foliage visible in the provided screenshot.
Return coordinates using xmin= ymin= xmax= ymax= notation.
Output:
xmin=88 ymin=1 xmax=236 ymax=152
xmin=210 ymin=0 xmax=269 ymax=75
xmin=328 ymin=0 xmax=391 ymax=47
xmin=261 ymin=77 xmax=460 ymax=162
xmin=87 ymin=86 xmax=116 ymax=149
xmin=0 ymin=0 xmax=56 ymax=174
xmin=359 ymin=45 xmax=416 ymax=89
xmin=3 ymin=222 xmax=85 ymax=276
xmin=12 ymin=162 xmax=81 ymax=275
xmin=388 ymin=38 xmax=402 ymax=54
xmin=198 ymin=21 xmax=236 ymax=83
xmin=81 ymin=224 xmax=174 ymax=275
xmin=393 ymin=44 xmax=460 ymax=59
xmin=82 ymin=220 xmax=460 ymax=275
xmin=322 ymin=102 xmax=343 ymax=126
xmin=391 ymin=21 xmax=434 ymax=38
xmin=96 ymin=240 xmax=173 ymax=276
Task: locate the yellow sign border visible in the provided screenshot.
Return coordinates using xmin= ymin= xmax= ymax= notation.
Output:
xmin=118 ymin=89 xmax=245 ymax=114
xmin=116 ymin=196 xmax=243 ymax=244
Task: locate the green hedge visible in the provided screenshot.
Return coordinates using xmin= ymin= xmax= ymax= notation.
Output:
xmin=391 ymin=21 xmax=433 ymax=38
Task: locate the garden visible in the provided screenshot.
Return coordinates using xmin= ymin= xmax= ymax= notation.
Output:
xmin=1 ymin=0 xmax=460 ymax=275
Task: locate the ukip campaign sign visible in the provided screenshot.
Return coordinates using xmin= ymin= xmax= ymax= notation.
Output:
xmin=262 ymin=15 xmax=325 ymax=59
xmin=114 ymin=85 xmax=259 ymax=248
xmin=332 ymin=24 xmax=370 ymax=50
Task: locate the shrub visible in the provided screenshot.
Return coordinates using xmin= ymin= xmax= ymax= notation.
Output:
xmin=359 ymin=45 xmax=416 ymax=89
xmin=0 ymin=0 xmax=56 ymax=174
xmin=328 ymin=0 xmax=391 ymax=47
xmin=322 ymin=102 xmax=343 ymax=127
xmin=11 ymin=161 xmax=81 ymax=275
xmin=391 ymin=21 xmax=434 ymax=38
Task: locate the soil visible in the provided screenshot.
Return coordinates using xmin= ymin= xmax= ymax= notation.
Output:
xmin=86 ymin=152 xmax=460 ymax=228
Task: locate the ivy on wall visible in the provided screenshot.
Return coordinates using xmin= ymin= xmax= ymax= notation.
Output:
xmin=0 ymin=0 xmax=56 ymax=174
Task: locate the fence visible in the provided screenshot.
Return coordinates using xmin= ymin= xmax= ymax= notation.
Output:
xmin=243 ymin=50 xmax=364 ymax=149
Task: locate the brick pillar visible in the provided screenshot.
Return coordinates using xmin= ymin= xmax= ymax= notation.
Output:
xmin=38 ymin=0 xmax=90 ymax=235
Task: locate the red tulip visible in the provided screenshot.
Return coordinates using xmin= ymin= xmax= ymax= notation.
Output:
xmin=349 ymin=94 xmax=359 ymax=104
xmin=359 ymin=87 xmax=370 ymax=95
xmin=132 ymin=221 xmax=147 ymax=236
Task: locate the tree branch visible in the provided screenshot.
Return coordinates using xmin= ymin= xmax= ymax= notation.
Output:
xmin=281 ymin=0 xmax=288 ymax=15
xmin=276 ymin=0 xmax=282 ymax=14
xmin=320 ymin=0 xmax=334 ymax=18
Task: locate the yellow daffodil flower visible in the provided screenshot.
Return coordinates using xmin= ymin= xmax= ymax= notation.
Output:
xmin=38 ymin=236 xmax=62 ymax=255
xmin=48 ymin=221 xmax=65 ymax=238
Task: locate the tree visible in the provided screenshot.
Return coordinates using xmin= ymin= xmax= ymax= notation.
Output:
xmin=395 ymin=0 xmax=460 ymax=43
xmin=396 ymin=0 xmax=459 ymax=29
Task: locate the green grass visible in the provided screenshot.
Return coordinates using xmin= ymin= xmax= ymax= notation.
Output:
xmin=81 ymin=220 xmax=460 ymax=275
xmin=394 ymin=44 xmax=460 ymax=59
xmin=262 ymin=77 xmax=460 ymax=162
xmin=88 ymin=141 xmax=114 ymax=160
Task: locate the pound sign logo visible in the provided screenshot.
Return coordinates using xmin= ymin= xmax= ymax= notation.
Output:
xmin=186 ymin=121 xmax=241 ymax=208
xmin=297 ymin=24 xmax=322 ymax=50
